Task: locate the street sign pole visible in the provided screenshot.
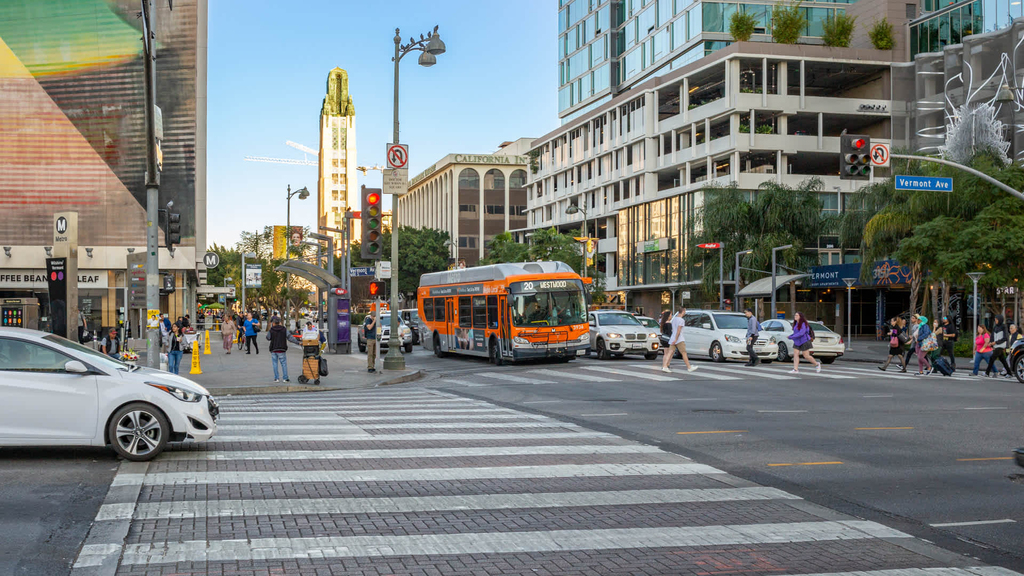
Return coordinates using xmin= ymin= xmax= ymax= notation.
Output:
xmin=385 ymin=32 xmax=406 ymax=372
xmin=141 ymin=0 xmax=161 ymax=368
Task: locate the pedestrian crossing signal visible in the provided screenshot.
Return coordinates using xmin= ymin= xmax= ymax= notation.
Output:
xmin=368 ymin=280 xmax=386 ymax=297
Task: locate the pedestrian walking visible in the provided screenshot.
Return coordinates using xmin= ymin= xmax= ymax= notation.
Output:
xmin=220 ymin=315 xmax=237 ymax=354
xmin=914 ymin=315 xmax=933 ymax=375
xmin=244 ymin=312 xmax=259 ymax=354
xmin=661 ymin=307 xmax=697 ymax=373
xmin=972 ymin=325 xmax=995 ymax=376
xmin=903 ymin=315 xmax=920 ymax=371
xmin=159 ymin=314 xmax=170 ymax=353
xmin=267 ymin=317 xmax=290 ymax=383
xmin=659 ymin=310 xmax=672 ymax=341
xmin=940 ymin=316 xmax=958 ymax=371
xmin=363 ymin=313 xmax=378 ymax=373
xmin=743 ymin=308 xmax=761 ymax=366
xmin=878 ymin=317 xmax=906 ymax=371
xmin=168 ymin=322 xmax=184 ymax=374
xmin=787 ymin=311 xmax=821 ymax=374
xmin=1008 ymin=323 xmax=1021 ymax=349
xmin=986 ymin=315 xmax=1011 ymax=377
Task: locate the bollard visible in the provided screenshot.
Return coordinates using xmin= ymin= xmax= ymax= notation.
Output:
xmin=203 ymin=330 xmax=211 ymax=355
xmin=190 ymin=345 xmax=202 ymax=374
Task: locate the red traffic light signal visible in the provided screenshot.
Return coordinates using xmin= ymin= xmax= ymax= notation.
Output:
xmin=852 ymin=138 xmax=866 ymax=149
xmin=367 ymin=192 xmax=380 ymax=205
xmin=368 ymin=281 xmax=386 ymax=297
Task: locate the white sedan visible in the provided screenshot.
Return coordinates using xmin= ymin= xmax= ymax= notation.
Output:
xmin=760 ymin=319 xmax=845 ymax=363
xmin=0 ymin=327 xmax=218 ymax=461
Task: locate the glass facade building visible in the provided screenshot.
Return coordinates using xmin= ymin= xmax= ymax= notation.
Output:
xmin=908 ymin=0 xmax=1023 ymax=57
xmin=558 ymin=0 xmax=852 ymax=123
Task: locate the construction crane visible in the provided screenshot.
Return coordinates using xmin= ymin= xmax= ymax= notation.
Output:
xmin=356 ymin=165 xmax=385 ymax=175
xmin=244 ymin=141 xmax=318 ymax=166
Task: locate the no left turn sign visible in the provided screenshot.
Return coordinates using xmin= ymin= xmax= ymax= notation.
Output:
xmin=387 ymin=143 xmax=409 ymax=169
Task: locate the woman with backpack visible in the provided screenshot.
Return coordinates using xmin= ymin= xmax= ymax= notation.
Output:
xmin=914 ymin=315 xmax=933 ymax=376
xmin=878 ymin=317 xmax=906 ymax=371
xmin=986 ymin=315 xmax=1011 ymax=377
xmin=787 ymin=311 xmax=821 ymax=374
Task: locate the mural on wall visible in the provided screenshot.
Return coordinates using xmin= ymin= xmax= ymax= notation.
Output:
xmin=0 ymin=0 xmax=198 ymax=247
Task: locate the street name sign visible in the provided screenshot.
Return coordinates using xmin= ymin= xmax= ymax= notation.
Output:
xmin=894 ymin=175 xmax=952 ymax=191
xmin=383 ymin=168 xmax=409 ymax=196
xmin=350 ymin=266 xmax=375 ymax=277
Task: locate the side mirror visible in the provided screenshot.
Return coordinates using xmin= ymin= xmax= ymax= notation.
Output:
xmin=65 ymin=360 xmax=90 ymax=374
xmin=701 ymin=323 xmax=712 ymax=330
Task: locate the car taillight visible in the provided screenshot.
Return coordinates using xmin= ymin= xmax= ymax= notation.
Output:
xmin=839 ymin=336 xmax=844 ymax=345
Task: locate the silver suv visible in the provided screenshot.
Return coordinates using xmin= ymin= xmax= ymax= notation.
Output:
xmin=588 ymin=310 xmax=660 ymax=360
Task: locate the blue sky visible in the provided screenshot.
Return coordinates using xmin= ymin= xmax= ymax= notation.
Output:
xmin=206 ymin=0 xmax=556 ymax=247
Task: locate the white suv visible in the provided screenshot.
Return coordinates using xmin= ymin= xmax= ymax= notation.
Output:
xmin=588 ymin=310 xmax=660 ymax=360
xmin=682 ymin=311 xmax=779 ymax=363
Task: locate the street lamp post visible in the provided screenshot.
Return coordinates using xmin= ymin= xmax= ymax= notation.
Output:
xmin=385 ymin=25 xmax=446 ymax=372
xmin=565 ymin=204 xmax=589 ymax=278
xmin=770 ymin=244 xmax=793 ymax=319
xmin=842 ymin=277 xmax=856 ymax=351
xmin=967 ymin=272 xmax=985 ymax=337
xmin=285 ymin=185 xmax=309 ymax=326
xmin=241 ymin=252 xmax=256 ymax=312
xmin=734 ymin=249 xmax=752 ymax=312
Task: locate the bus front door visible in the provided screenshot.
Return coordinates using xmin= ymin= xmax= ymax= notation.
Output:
xmin=445 ymin=297 xmax=456 ymax=352
xmin=498 ymin=294 xmax=510 ymax=359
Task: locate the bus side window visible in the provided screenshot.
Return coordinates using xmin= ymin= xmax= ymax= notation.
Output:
xmin=435 ymin=298 xmax=446 ymax=323
xmin=458 ymin=297 xmax=472 ymax=328
xmin=423 ymin=298 xmax=434 ymax=322
xmin=472 ymin=296 xmax=487 ymax=329
xmin=486 ymin=296 xmax=498 ymax=329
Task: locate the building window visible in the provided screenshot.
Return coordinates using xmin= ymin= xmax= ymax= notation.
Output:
xmin=332 ymin=191 xmax=339 ymax=201
xmin=332 ymin=174 xmax=339 ymax=184
xmin=332 ymin=159 xmax=339 ymax=167
xmin=485 ymin=205 xmax=505 ymax=215
xmin=458 ymin=236 xmax=478 ymax=249
xmin=459 ymin=204 xmax=477 ymax=213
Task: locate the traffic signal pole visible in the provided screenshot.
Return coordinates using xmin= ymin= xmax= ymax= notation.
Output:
xmin=385 ymin=30 xmax=405 ymax=371
xmin=141 ymin=0 xmax=161 ymax=369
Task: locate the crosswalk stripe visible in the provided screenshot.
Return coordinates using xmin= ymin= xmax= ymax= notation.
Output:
xmin=479 ymin=372 xmax=556 ymax=384
xmin=215 ymin=396 xmax=449 ymax=406
xmin=217 ymin=424 xmax=365 ymax=431
xmin=580 ymin=365 xmax=676 ymax=381
xmin=441 ymin=379 xmax=491 ymax=387
xmin=836 ymin=365 xmax=918 ymax=380
xmin=343 ymin=413 xmax=552 ymax=422
xmin=159 ymin=444 xmax=664 ymax=461
xmin=220 ymin=407 xmax=507 ymax=415
xmin=208 ymin=431 xmax=614 ymax=442
xmin=114 ymin=462 xmax=724 ymax=486
xmin=356 ymin=421 xmax=581 ymax=430
xmin=129 ymin=487 xmax=800 ymax=520
xmin=687 ymin=363 xmax=795 ymax=380
xmin=755 ymin=365 xmax=856 ymax=379
xmin=528 ymin=368 xmax=621 ymax=382
xmin=628 ymin=364 xmax=740 ymax=381
xmin=117 ymin=520 xmax=908 ymax=565
xmin=216 ymin=400 xmax=484 ymax=410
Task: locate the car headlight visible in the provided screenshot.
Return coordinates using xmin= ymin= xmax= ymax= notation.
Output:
xmin=606 ymin=332 xmax=622 ymax=339
xmin=724 ymin=334 xmax=741 ymax=343
xmin=513 ymin=336 xmax=530 ymax=344
xmin=649 ymin=332 xmax=659 ymax=339
xmin=769 ymin=336 xmax=777 ymax=344
xmin=147 ymin=382 xmax=203 ymax=402
xmin=578 ymin=333 xmax=590 ymax=343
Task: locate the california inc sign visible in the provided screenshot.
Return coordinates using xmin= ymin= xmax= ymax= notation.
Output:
xmin=410 ymin=154 xmax=529 ymax=187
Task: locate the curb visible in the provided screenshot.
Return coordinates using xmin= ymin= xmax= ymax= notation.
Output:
xmin=206 ymin=369 xmax=424 ymax=396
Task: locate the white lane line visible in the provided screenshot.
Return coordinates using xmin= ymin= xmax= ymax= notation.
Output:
xmin=478 ymin=372 xmax=556 ymax=384
xmin=523 ymin=400 xmax=563 ymax=404
xmin=964 ymin=407 xmax=1009 ymax=410
xmin=216 ymin=396 xmax=456 ymax=406
xmin=757 ymin=410 xmax=808 ymax=413
xmin=113 ymin=462 xmax=724 ymax=486
xmin=929 ymin=519 xmax=1017 ymax=527
xmin=580 ymin=413 xmax=629 ymax=417
xmin=208 ymin=431 xmax=613 ymax=442
xmin=676 ymin=398 xmax=719 ymax=401
xmin=218 ymin=401 xmax=485 ymax=410
xmin=629 ymin=364 xmax=739 ymax=381
xmin=580 ymin=366 xmax=675 ymax=381
xmin=344 ymin=413 xmax=551 ymax=422
xmin=440 ymin=379 xmax=491 ymax=387
xmin=159 ymin=444 xmax=663 ymax=461
xmin=357 ymin=421 xmax=581 ymax=430
xmin=131 ymin=487 xmax=800 ymax=520
xmin=118 ymin=521 xmax=909 ymax=565
xmin=863 ymin=394 xmax=895 ymax=398
xmin=528 ymin=368 xmax=621 ymax=382
xmin=221 ymin=407 xmax=509 ymax=415
xmin=217 ymin=424 xmax=365 ymax=431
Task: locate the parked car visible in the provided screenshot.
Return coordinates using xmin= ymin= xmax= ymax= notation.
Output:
xmin=0 ymin=327 xmax=218 ymax=461
xmin=357 ymin=314 xmax=413 ymax=353
xmin=759 ymin=319 xmax=843 ymax=363
xmin=681 ymin=311 xmax=779 ymax=362
xmin=398 ymin=308 xmax=423 ymax=345
xmin=588 ymin=310 xmax=660 ymax=360
xmin=1009 ymin=338 xmax=1024 ymax=384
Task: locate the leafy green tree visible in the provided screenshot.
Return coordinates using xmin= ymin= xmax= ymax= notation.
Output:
xmin=729 ymin=10 xmax=757 ymax=42
xmin=868 ymin=18 xmax=895 ymax=50
xmin=346 ymin=227 xmax=451 ymax=297
xmin=528 ymin=227 xmax=584 ymax=272
xmin=479 ymin=231 xmax=530 ymax=265
xmin=772 ymin=1 xmax=806 ymax=44
xmin=822 ymin=12 xmax=856 ymax=47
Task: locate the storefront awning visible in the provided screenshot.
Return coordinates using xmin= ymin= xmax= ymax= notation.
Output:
xmin=275 ymin=260 xmax=344 ymax=291
xmin=736 ymin=273 xmax=809 ymax=298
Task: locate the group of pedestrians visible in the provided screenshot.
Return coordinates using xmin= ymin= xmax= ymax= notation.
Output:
xmin=879 ymin=313 xmax=1018 ymax=378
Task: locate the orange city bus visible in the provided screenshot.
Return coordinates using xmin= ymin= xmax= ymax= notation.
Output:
xmin=418 ymin=261 xmax=590 ymax=364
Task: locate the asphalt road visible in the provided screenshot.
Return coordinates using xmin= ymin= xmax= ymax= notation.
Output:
xmin=0 ymin=446 xmax=116 ymax=576
xmin=407 ymin=348 xmax=1024 ymax=571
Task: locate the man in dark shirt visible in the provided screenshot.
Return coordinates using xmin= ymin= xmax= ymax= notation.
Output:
xmin=100 ymin=328 xmax=121 ymax=360
xmin=363 ymin=314 xmax=377 ymax=373
xmin=941 ymin=317 xmax=958 ymax=370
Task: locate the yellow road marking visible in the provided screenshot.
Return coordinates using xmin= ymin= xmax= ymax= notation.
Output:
xmin=855 ymin=427 xmax=914 ymax=430
xmin=676 ymin=430 xmax=748 ymax=435
xmin=767 ymin=461 xmax=843 ymax=467
xmin=956 ymin=457 xmax=1014 ymax=461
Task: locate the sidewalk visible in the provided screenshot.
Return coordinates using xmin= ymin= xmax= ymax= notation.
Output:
xmin=839 ymin=337 xmax=888 ymax=363
xmin=153 ymin=334 xmax=421 ymax=396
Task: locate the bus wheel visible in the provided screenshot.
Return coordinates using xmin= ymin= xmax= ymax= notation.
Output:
xmin=489 ymin=339 xmax=503 ymax=366
xmin=433 ymin=333 xmax=447 ymax=358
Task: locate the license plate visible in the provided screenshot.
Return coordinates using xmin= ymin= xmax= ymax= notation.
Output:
xmin=576 ymin=349 xmax=586 ymax=356
xmin=630 ymin=343 xmax=642 ymax=349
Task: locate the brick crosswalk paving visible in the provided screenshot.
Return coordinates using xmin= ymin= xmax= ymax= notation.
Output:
xmin=75 ymin=388 xmax=1021 ymax=576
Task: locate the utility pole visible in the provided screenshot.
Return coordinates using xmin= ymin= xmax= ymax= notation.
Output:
xmin=141 ymin=0 xmax=163 ymax=368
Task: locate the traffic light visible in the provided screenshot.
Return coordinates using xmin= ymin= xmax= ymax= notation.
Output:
xmin=368 ymin=280 xmax=386 ymax=298
xmin=162 ymin=201 xmax=181 ymax=247
xmin=361 ymin=185 xmax=383 ymax=260
xmin=840 ymin=134 xmax=871 ymax=180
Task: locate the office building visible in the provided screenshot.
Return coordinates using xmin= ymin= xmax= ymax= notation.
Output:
xmin=318 ymin=68 xmax=358 ymax=250
xmin=525 ymin=43 xmax=892 ymax=315
xmin=400 ymin=140 xmax=532 ymax=267
xmin=0 ymin=0 xmax=208 ymax=335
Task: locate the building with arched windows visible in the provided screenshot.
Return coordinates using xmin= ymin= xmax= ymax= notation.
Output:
xmin=399 ymin=139 xmax=532 ymax=267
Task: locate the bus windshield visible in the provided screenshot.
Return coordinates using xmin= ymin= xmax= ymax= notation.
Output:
xmin=511 ymin=287 xmax=587 ymax=327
